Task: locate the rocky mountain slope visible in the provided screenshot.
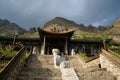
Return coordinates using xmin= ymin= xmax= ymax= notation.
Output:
xmin=107 ymin=19 xmax=120 ymax=34
xmin=106 ymin=19 xmax=120 ymax=43
xmin=22 ymin=27 xmax=39 ymax=38
xmin=43 ymin=17 xmax=111 ymax=33
xmin=0 ymin=19 xmax=26 ymax=36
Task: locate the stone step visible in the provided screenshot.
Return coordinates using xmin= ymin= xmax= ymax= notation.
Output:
xmin=38 ymin=55 xmax=53 ymax=59
xmin=19 ymin=72 xmax=61 ymax=77
xmin=28 ymin=63 xmax=53 ymax=67
xmin=17 ymin=76 xmax=62 ymax=80
xmin=19 ymin=68 xmax=61 ymax=76
xmin=22 ymin=67 xmax=60 ymax=72
xmin=39 ymin=55 xmax=53 ymax=57
xmin=26 ymin=64 xmax=54 ymax=69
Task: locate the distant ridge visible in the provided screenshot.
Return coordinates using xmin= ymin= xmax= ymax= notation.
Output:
xmin=107 ymin=19 xmax=120 ymax=34
xmin=43 ymin=17 xmax=112 ymax=33
xmin=114 ymin=19 xmax=120 ymax=27
xmin=0 ymin=19 xmax=26 ymax=36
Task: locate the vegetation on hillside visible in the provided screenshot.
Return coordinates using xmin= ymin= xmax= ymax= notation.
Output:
xmin=0 ymin=17 xmax=120 ymax=59
xmin=0 ymin=45 xmax=17 ymax=70
xmin=108 ymin=40 xmax=120 ymax=58
xmin=0 ymin=45 xmax=17 ymax=60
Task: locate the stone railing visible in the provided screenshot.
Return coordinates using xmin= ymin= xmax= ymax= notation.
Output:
xmin=100 ymin=49 xmax=120 ymax=80
xmin=52 ymin=49 xmax=79 ymax=80
xmin=61 ymin=68 xmax=79 ymax=80
xmin=0 ymin=46 xmax=25 ymax=80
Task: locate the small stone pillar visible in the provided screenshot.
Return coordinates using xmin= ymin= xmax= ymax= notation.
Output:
xmin=13 ymin=33 xmax=18 ymax=47
xmin=71 ymin=49 xmax=75 ymax=56
xmin=52 ymin=49 xmax=66 ymax=68
xmin=52 ymin=49 xmax=60 ymax=68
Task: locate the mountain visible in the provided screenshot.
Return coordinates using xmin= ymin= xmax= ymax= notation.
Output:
xmin=43 ymin=17 xmax=111 ymax=33
xmin=22 ymin=27 xmax=39 ymax=38
xmin=42 ymin=17 xmax=115 ymax=40
xmin=104 ymin=19 xmax=120 ymax=35
xmin=106 ymin=19 xmax=120 ymax=43
xmin=0 ymin=19 xmax=26 ymax=36
xmin=26 ymin=27 xmax=37 ymax=34
xmin=108 ymin=19 xmax=120 ymax=34
xmin=43 ymin=17 xmax=80 ymax=31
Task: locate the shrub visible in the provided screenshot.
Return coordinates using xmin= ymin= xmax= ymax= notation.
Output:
xmin=0 ymin=45 xmax=17 ymax=60
xmin=79 ymin=53 xmax=88 ymax=60
xmin=25 ymin=52 xmax=30 ymax=59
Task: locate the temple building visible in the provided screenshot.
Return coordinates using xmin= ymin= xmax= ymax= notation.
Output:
xmin=38 ymin=28 xmax=74 ymax=55
xmin=0 ymin=26 xmax=110 ymax=56
xmin=38 ymin=26 xmax=110 ymax=55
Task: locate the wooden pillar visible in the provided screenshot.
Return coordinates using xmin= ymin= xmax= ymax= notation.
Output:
xmin=13 ymin=33 xmax=18 ymax=47
xmin=103 ymin=40 xmax=107 ymax=50
xmin=41 ymin=36 xmax=46 ymax=55
xmin=47 ymin=46 xmax=50 ymax=55
xmin=91 ymin=46 xmax=93 ymax=55
xmin=65 ymin=38 xmax=68 ymax=55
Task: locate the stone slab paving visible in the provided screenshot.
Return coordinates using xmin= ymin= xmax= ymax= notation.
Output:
xmin=61 ymin=68 xmax=79 ymax=80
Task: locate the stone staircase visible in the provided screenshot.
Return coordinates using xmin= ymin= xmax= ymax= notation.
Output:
xmin=16 ymin=55 xmax=62 ymax=80
xmin=16 ymin=54 xmax=115 ymax=80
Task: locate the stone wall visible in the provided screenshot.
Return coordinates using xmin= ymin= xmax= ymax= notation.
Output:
xmin=100 ymin=53 xmax=120 ymax=80
xmin=0 ymin=47 xmax=26 ymax=80
xmin=85 ymin=58 xmax=100 ymax=68
xmin=76 ymin=55 xmax=100 ymax=68
xmin=7 ymin=55 xmax=25 ymax=80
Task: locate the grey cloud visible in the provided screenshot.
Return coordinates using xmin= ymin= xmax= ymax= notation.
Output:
xmin=0 ymin=0 xmax=120 ymax=29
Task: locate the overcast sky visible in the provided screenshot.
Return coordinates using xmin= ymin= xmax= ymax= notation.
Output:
xmin=0 ymin=0 xmax=120 ymax=29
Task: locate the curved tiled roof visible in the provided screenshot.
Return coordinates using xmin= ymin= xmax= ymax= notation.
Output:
xmin=38 ymin=28 xmax=75 ymax=39
xmin=42 ymin=28 xmax=75 ymax=34
xmin=38 ymin=28 xmax=75 ymax=34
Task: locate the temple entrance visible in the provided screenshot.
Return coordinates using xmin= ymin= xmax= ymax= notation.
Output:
xmin=45 ymin=37 xmax=68 ymax=55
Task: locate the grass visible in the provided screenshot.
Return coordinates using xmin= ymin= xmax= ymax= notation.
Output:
xmin=108 ymin=40 xmax=120 ymax=59
xmin=25 ymin=52 xmax=30 ymax=59
xmin=79 ymin=53 xmax=88 ymax=60
xmin=79 ymin=53 xmax=100 ymax=62
xmin=0 ymin=60 xmax=9 ymax=70
xmin=108 ymin=47 xmax=120 ymax=59
xmin=0 ymin=45 xmax=17 ymax=60
xmin=72 ymin=35 xmax=110 ymax=42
